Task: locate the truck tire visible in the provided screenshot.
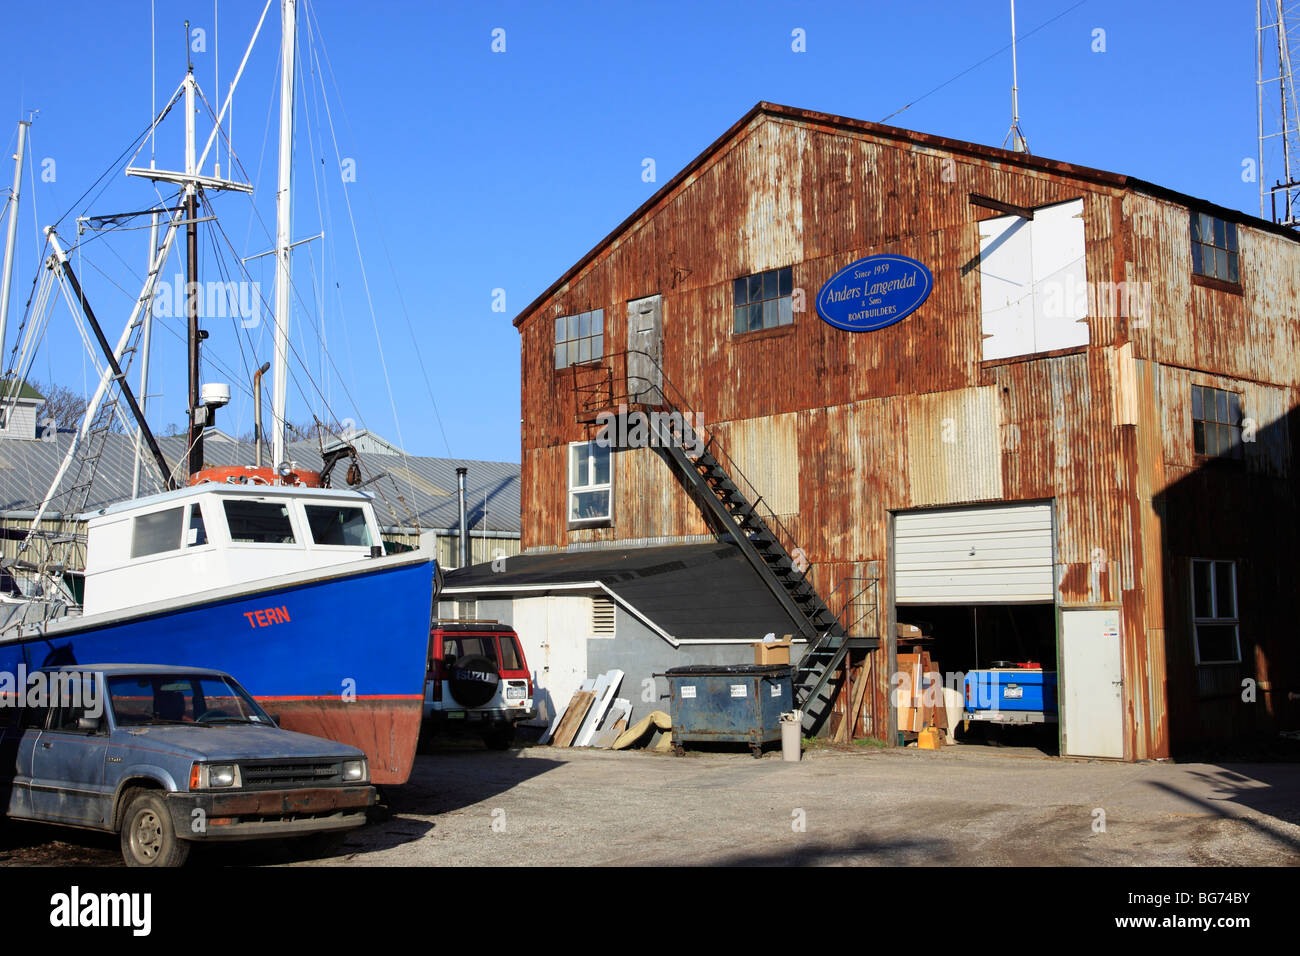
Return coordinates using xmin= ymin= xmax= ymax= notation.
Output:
xmin=119 ymin=790 xmax=190 ymax=868
xmin=447 ymin=654 xmax=500 ymax=708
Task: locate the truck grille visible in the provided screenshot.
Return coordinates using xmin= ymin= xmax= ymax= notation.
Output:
xmin=239 ymin=760 xmax=343 ymax=789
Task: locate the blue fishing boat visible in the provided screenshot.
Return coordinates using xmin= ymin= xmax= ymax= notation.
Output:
xmin=0 ymin=1 xmax=437 ymax=784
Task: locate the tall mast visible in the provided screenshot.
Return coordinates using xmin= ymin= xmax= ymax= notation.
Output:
xmin=184 ymin=54 xmax=205 ymax=477
xmin=271 ymin=0 xmax=297 ymax=470
xmin=0 ymin=117 xmax=30 ymax=366
xmin=132 ymin=211 xmax=159 ymax=498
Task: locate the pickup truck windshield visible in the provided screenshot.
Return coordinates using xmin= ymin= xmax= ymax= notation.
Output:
xmin=107 ymin=675 xmax=271 ymax=726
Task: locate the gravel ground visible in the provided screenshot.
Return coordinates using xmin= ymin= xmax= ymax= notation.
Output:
xmin=3 ymin=742 xmax=1297 ymax=867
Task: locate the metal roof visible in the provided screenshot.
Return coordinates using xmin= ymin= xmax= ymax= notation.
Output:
xmin=443 ymin=542 xmax=805 ymax=641
xmin=0 ymin=432 xmax=520 ymax=535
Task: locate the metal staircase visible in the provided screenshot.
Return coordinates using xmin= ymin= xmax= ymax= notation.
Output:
xmin=573 ymin=349 xmax=879 ymax=735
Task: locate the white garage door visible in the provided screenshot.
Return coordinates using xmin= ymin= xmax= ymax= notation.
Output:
xmin=895 ymin=503 xmax=1054 ymax=604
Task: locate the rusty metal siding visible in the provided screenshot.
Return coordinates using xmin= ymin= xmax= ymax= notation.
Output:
xmin=1155 ymin=365 xmax=1291 ymax=478
xmin=905 ymin=387 xmax=1003 ymax=507
xmin=709 ymin=413 xmax=800 ymax=517
xmin=1125 ymin=192 xmax=1300 ymax=385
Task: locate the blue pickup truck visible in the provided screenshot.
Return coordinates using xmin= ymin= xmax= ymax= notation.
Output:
xmin=0 ymin=663 xmax=377 ymax=866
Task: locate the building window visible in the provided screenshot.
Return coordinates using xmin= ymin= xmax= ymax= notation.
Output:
xmin=568 ymin=440 xmax=611 ymax=524
xmin=733 ymin=266 xmax=793 ymax=333
xmin=1191 ymin=384 xmax=1243 ymax=459
xmin=1190 ymin=212 xmax=1239 ymax=283
xmin=1191 ymin=559 xmax=1240 ymax=664
xmin=0 ymin=407 xmax=6 ymax=430
xmin=555 ymin=309 xmax=604 ymax=369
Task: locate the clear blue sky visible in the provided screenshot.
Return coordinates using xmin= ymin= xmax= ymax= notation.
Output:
xmin=0 ymin=0 xmax=1266 ymax=464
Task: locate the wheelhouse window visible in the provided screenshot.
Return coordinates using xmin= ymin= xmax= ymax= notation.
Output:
xmin=733 ymin=266 xmax=793 ymax=333
xmin=223 ymin=500 xmax=297 ymax=544
xmin=568 ymin=440 xmax=611 ymax=524
xmin=130 ymin=506 xmax=184 ymax=559
xmin=1192 ymin=385 xmax=1243 ymax=459
xmin=1191 ymin=559 xmax=1240 ymax=664
xmin=1190 ymin=212 xmax=1239 ymax=283
xmin=186 ymin=503 xmax=208 ymax=547
xmin=555 ymin=309 xmax=604 ymax=369
xmin=305 ymin=505 xmax=373 ymax=547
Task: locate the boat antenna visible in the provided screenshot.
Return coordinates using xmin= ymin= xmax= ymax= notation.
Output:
xmin=1003 ymin=0 xmax=1030 ymax=153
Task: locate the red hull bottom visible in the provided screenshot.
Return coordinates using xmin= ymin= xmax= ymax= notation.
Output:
xmin=259 ymin=696 xmax=423 ymax=785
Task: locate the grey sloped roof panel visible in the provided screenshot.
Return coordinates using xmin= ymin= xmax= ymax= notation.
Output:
xmin=0 ymin=433 xmax=520 ymax=534
xmin=443 ymin=542 xmax=806 ymax=642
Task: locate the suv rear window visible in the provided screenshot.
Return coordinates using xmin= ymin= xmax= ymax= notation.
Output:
xmin=499 ymin=636 xmax=524 ymax=671
xmin=439 ymin=635 xmax=499 ymax=667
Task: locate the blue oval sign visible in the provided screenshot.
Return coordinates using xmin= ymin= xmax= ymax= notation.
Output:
xmin=815 ymin=254 xmax=933 ymax=332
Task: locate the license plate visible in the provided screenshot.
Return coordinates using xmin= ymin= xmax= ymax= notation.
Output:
xmin=506 ymin=686 xmax=525 ymax=700
xmin=1004 ymin=686 xmax=1023 ymax=699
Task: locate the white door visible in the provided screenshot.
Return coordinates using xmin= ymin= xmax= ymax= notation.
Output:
xmin=511 ymin=596 xmax=591 ymax=727
xmin=1060 ymin=608 xmax=1124 ymax=758
xmin=895 ymin=503 xmax=1055 ymax=604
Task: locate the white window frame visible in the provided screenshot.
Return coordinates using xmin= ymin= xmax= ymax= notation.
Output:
xmin=567 ymin=440 xmax=612 ymax=526
xmin=1190 ymin=558 xmax=1241 ymax=665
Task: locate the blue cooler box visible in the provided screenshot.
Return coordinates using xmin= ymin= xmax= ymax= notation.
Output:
xmin=963 ymin=668 xmax=1058 ymax=724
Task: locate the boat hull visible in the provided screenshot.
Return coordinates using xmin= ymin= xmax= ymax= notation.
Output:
xmin=0 ymin=555 xmax=434 ymax=785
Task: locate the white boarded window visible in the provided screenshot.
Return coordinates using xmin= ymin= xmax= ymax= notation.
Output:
xmin=979 ymin=198 xmax=1089 ymax=361
xmin=592 ymin=595 xmax=615 ymax=637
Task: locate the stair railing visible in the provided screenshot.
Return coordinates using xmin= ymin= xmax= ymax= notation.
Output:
xmin=572 ymin=348 xmax=835 ymax=628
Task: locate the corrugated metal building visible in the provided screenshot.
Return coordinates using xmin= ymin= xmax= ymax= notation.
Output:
xmin=459 ymin=102 xmax=1300 ymax=759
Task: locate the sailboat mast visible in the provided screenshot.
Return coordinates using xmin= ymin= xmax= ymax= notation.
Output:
xmin=184 ymin=63 xmax=205 ymax=478
xmin=0 ymin=118 xmax=30 ymax=365
xmin=271 ymin=0 xmax=297 ymax=470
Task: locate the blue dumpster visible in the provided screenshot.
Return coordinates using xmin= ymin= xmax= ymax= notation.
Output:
xmin=661 ymin=664 xmax=794 ymax=758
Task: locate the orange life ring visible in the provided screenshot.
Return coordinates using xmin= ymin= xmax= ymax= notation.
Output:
xmin=188 ymin=465 xmax=323 ymax=488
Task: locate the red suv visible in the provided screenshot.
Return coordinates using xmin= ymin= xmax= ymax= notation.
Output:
xmin=421 ymin=621 xmax=535 ymax=750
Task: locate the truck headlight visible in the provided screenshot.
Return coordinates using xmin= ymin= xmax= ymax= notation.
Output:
xmin=342 ymin=759 xmax=367 ymax=783
xmin=191 ymin=763 xmax=242 ymax=789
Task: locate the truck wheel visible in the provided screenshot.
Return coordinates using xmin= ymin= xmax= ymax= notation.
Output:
xmin=120 ymin=790 xmax=190 ymax=868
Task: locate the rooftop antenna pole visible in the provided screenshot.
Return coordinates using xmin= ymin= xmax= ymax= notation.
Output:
xmin=0 ymin=117 xmax=31 ymax=366
xmin=271 ymin=0 xmax=298 ymax=472
xmin=1003 ymin=0 xmax=1029 ymax=154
